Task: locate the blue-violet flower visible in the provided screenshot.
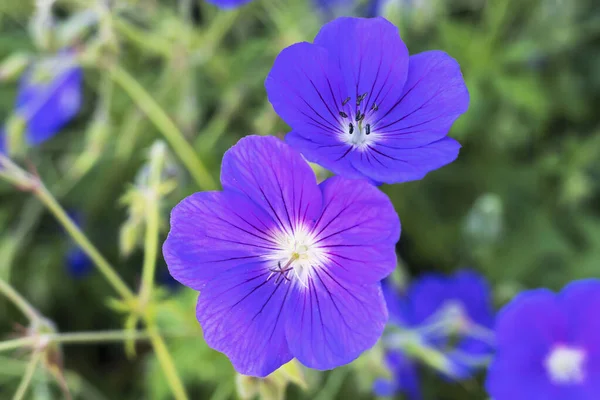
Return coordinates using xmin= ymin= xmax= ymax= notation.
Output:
xmin=163 ymin=135 xmax=400 ymax=377
xmin=486 ymin=279 xmax=600 ymax=400
xmin=266 ymin=17 xmax=469 ymax=185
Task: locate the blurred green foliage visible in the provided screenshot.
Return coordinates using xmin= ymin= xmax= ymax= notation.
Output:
xmin=0 ymin=0 xmax=599 ymax=399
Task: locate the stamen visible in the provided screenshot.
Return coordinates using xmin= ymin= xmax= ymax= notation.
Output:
xmin=349 ymin=123 xmax=354 ymax=134
xmin=356 ymin=92 xmax=368 ymax=106
xmin=365 ymin=124 xmax=371 ymax=135
xmin=371 ymin=103 xmax=378 ymax=112
xmin=339 ymin=111 xmax=348 ymax=118
xmin=355 ymin=111 xmax=364 ymax=122
xmin=342 ymin=97 xmax=351 ymax=106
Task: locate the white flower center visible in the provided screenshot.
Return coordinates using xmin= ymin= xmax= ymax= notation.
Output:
xmin=265 ymin=226 xmax=326 ymax=287
xmin=544 ymin=345 xmax=586 ymax=385
xmin=336 ymin=94 xmax=380 ymax=151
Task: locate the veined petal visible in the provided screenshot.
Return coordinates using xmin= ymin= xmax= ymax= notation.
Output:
xmin=314 ymin=176 xmax=399 ymax=283
xmin=196 ymin=262 xmax=293 ymax=377
xmin=313 ymin=17 xmax=409 ymax=119
xmin=285 ymin=275 xmax=387 ymax=370
xmin=285 ymin=131 xmax=365 ymax=181
xmin=221 ymin=135 xmax=323 ymax=235
xmin=352 ymin=137 xmax=461 ymax=184
xmin=265 ymin=43 xmax=346 ymax=140
xmin=163 ymin=190 xmax=279 ymax=290
xmin=373 ymin=51 xmax=469 ymax=146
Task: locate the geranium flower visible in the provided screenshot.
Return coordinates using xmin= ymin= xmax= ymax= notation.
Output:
xmin=266 ymin=17 xmax=469 ymax=184
xmin=486 ymin=279 xmax=600 ymax=400
xmin=163 ymin=135 xmax=400 ymax=377
xmin=377 ymin=270 xmax=494 ymax=397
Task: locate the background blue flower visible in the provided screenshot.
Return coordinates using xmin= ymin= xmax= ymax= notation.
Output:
xmin=206 ymin=0 xmax=253 ymax=9
xmin=14 ymin=54 xmax=82 ymax=147
xmin=486 ymin=279 xmax=600 ymax=400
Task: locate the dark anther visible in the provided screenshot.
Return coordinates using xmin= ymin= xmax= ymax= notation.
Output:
xmin=355 ymin=111 xmax=364 ymax=122
xmin=356 ymin=92 xmax=368 ymax=106
xmin=366 ymin=124 xmax=371 ymax=135
xmin=339 ymin=111 xmax=348 ymax=118
xmin=371 ymin=103 xmax=378 ymax=112
xmin=349 ymin=123 xmax=354 ymax=134
xmin=342 ymin=97 xmax=351 ymax=106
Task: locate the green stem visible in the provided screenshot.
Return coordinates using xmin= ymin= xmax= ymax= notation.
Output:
xmin=147 ymin=325 xmax=189 ymax=400
xmin=139 ymin=144 xmax=166 ymax=303
xmin=0 ymin=337 xmax=36 ymax=354
xmin=108 ymin=65 xmax=216 ymax=190
xmin=0 ymin=278 xmax=40 ymax=321
xmin=34 ymin=183 xmax=135 ymax=301
xmin=12 ymin=351 xmax=42 ymax=400
xmin=50 ymin=330 xmax=151 ymax=345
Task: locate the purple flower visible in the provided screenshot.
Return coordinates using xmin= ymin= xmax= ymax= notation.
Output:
xmin=14 ymin=55 xmax=82 ymax=148
xmin=205 ymin=0 xmax=253 ymax=9
xmin=265 ymin=17 xmax=469 ymax=185
xmin=404 ymin=270 xmax=495 ymax=378
xmin=486 ymin=279 xmax=600 ymax=400
xmin=377 ymin=270 xmax=494 ymax=397
xmin=163 ymin=135 xmax=400 ymax=377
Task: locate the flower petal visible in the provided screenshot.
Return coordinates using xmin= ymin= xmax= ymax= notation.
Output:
xmin=352 ymin=136 xmax=461 ymax=184
xmin=315 ymin=176 xmax=400 ymax=283
xmin=16 ymin=63 xmax=82 ymax=145
xmin=196 ymin=262 xmax=293 ymax=377
xmin=285 ymin=275 xmax=387 ymax=370
xmin=387 ymin=350 xmax=421 ymax=400
xmin=485 ymin=289 xmax=567 ymax=400
xmin=285 ymin=131 xmax=365 ymax=181
xmin=381 ymin=280 xmax=413 ymax=326
xmin=373 ymin=51 xmax=469 ymax=147
xmin=221 ymin=135 xmax=323 ymax=234
xmin=163 ymin=190 xmax=279 ymax=290
xmin=560 ymin=279 xmax=600 ymax=354
xmin=313 ymin=17 xmax=409 ymax=119
xmin=452 ymin=269 xmax=495 ymax=328
xmin=265 ymin=43 xmax=346 ymax=141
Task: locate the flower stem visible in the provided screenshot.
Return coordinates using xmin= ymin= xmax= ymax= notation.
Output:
xmin=0 ymin=337 xmax=36 ymax=354
xmin=146 ymin=325 xmax=189 ymax=400
xmin=0 ymin=278 xmax=40 ymax=321
xmin=139 ymin=143 xmax=166 ymax=304
xmin=108 ymin=65 xmax=216 ymax=190
xmin=33 ymin=183 xmax=135 ymax=302
xmin=12 ymin=351 xmax=42 ymax=400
